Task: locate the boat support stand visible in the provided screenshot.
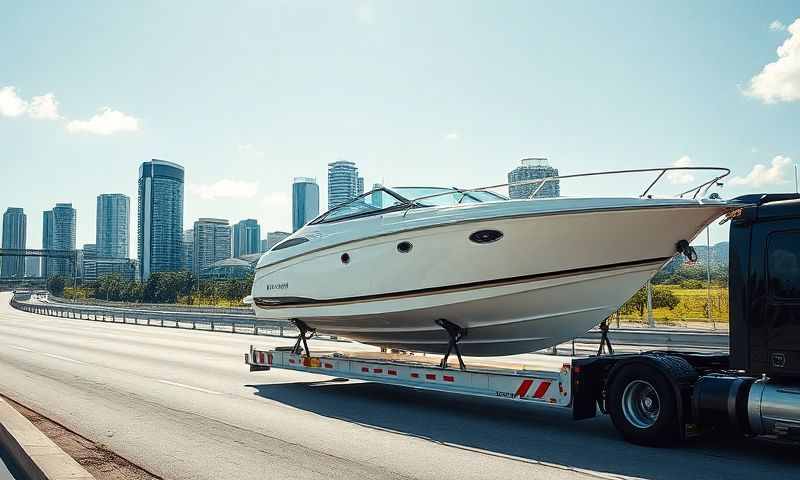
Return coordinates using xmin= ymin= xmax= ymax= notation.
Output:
xmin=436 ymin=319 xmax=467 ymax=371
xmin=290 ymin=319 xmax=316 ymax=357
xmin=597 ymin=319 xmax=614 ymax=356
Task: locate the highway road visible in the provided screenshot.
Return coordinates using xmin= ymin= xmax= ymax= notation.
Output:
xmin=0 ymin=293 xmax=795 ymax=480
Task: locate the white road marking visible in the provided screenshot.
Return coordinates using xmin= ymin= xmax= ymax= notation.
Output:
xmin=43 ymin=352 xmax=86 ymax=365
xmin=157 ymin=380 xmax=223 ymax=395
xmin=9 ymin=345 xmax=34 ymax=352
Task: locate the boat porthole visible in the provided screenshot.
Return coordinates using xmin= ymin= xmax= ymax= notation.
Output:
xmin=341 ymin=253 xmax=350 ymax=264
xmin=397 ymin=241 xmax=413 ymax=253
xmin=469 ymin=229 xmax=503 ymax=244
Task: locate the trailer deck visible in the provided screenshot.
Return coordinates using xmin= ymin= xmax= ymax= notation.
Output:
xmin=246 ymin=346 xmax=574 ymax=407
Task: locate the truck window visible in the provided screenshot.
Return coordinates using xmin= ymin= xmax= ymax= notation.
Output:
xmin=767 ymin=231 xmax=800 ymax=300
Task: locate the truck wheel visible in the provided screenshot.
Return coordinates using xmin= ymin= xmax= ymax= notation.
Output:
xmin=607 ymin=363 xmax=681 ymax=446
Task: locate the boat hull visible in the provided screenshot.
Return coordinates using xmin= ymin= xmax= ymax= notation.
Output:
xmin=252 ymin=199 xmax=731 ymax=355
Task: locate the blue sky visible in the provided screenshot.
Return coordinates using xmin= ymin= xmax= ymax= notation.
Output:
xmin=1 ymin=1 xmax=799 ymax=249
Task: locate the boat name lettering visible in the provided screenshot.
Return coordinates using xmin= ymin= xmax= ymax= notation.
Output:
xmin=495 ymin=391 xmax=518 ymax=398
xmin=265 ymin=282 xmax=289 ymax=291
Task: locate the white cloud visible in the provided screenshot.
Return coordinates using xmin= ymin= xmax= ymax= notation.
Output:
xmin=259 ymin=191 xmax=293 ymax=231
xmin=667 ymin=155 xmax=695 ymax=185
xmin=260 ymin=191 xmax=291 ymax=209
xmin=189 ymin=179 xmax=260 ymax=200
xmin=729 ymin=155 xmax=793 ymax=187
xmin=356 ymin=2 xmax=376 ymax=25
xmin=238 ymin=143 xmax=266 ymax=160
xmin=28 ymin=93 xmax=60 ymax=119
xmin=66 ymin=107 xmax=139 ymax=135
xmin=0 ymin=86 xmax=29 ymax=117
xmin=770 ymin=20 xmax=786 ymax=32
xmin=443 ymin=132 xmax=460 ymax=141
xmin=745 ymin=18 xmax=800 ymax=103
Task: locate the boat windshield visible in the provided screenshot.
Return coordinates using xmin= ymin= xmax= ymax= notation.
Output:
xmin=314 ymin=189 xmax=408 ymax=223
xmin=391 ymin=187 xmax=507 ymax=206
xmin=312 ymin=186 xmax=507 ymax=224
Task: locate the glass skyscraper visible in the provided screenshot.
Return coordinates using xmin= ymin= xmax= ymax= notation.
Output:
xmin=181 ymin=229 xmax=194 ymax=272
xmin=42 ymin=203 xmax=76 ymax=278
xmin=262 ymin=231 xmax=290 ymax=252
xmin=137 ymin=159 xmax=184 ymax=280
xmin=327 ymin=161 xmax=359 ymax=210
xmin=1 ymin=207 xmax=27 ymax=278
xmin=192 ymin=218 xmax=231 ymax=276
xmin=507 ymin=158 xmax=560 ymax=199
xmin=96 ymin=193 xmax=130 ymax=259
xmin=233 ymin=219 xmax=261 ymax=257
xmin=292 ymin=177 xmax=320 ymax=232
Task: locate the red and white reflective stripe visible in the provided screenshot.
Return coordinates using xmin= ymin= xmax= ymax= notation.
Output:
xmin=515 ymin=379 xmax=551 ymax=399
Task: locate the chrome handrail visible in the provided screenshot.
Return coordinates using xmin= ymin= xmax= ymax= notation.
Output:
xmin=406 ymin=167 xmax=730 ymax=205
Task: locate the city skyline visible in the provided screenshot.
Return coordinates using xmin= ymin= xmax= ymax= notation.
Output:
xmin=2 ymin=4 xmax=800 ymax=248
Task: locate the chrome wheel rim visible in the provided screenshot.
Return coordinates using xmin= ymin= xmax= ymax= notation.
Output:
xmin=621 ymin=380 xmax=661 ymax=429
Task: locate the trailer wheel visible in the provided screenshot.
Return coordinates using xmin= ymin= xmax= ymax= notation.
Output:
xmin=607 ymin=363 xmax=681 ymax=446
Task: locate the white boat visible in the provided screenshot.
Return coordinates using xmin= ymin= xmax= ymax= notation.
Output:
xmin=251 ymin=167 xmax=738 ymax=357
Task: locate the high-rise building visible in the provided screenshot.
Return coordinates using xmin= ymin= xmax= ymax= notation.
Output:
xmin=1 ymin=207 xmax=26 ymax=278
xmin=96 ymin=193 xmax=130 ymax=259
xmin=370 ymin=183 xmax=384 ymax=208
xmin=327 ymin=160 xmax=359 ymax=210
xmin=193 ymin=218 xmax=231 ymax=276
xmin=137 ymin=159 xmax=184 ymax=280
xmin=42 ymin=210 xmax=53 ymax=277
xmin=181 ymin=229 xmax=194 ymax=273
xmin=262 ymin=231 xmax=291 ymax=252
xmin=292 ymin=177 xmax=320 ymax=232
xmin=24 ymin=257 xmax=40 ymax=278
xmin=507 ymin=158 xmax=560 ymax=199
xmin=233 ymin=219 xmax=261 ymax=257
xmin=42 ymin=203 xmax=76 ymax=278
xmin=357 ymin=177 xmax=364 ymax=195
xmin=81 ymin=244 xmax=97 ymax=282
xmin=82 ymin=241 xmax=134 ymax=283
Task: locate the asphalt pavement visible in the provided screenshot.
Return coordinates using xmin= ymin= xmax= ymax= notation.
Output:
xmin=0 ymin=293 xmax=795 ymax=480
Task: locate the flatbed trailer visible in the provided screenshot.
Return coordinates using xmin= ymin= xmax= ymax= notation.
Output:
xmin=247 ymin=347 xmax=574 ymax=407
xmin=246 ymin=193 xmax=800 ymax=446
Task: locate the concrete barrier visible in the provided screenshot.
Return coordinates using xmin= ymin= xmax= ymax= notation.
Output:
xmin=0 ymin=397 xmax=94 ymax=480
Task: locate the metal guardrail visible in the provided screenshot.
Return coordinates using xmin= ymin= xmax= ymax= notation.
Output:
xmin=10 ymin=294 xmax=303 ymax=338
xmin=48 ymin=295 xmax=252 ymax=315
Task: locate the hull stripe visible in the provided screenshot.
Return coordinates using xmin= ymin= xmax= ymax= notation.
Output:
xmin=253 ymin=256 xmax=670 ymax=309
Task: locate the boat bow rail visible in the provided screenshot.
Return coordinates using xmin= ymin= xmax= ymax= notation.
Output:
xmin=403 ymin=166 xmax=732 ymax=207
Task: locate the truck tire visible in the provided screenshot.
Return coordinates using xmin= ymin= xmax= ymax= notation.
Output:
xmin=607 ymin=362 xmax=682 ymax=446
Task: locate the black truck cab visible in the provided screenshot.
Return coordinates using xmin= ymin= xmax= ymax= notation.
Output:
xmin=729 ymin=194 xmax=800 ymax=379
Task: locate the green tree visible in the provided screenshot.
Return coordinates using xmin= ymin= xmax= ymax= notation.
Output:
xmin=47 ymin=276 xmax=66 ymax=296
xmin=620 ymin=285 xmax=680 ymax=317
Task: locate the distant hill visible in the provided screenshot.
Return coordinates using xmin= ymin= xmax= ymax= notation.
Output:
xmin=653 ymin=242 xmax=729 ymax=284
